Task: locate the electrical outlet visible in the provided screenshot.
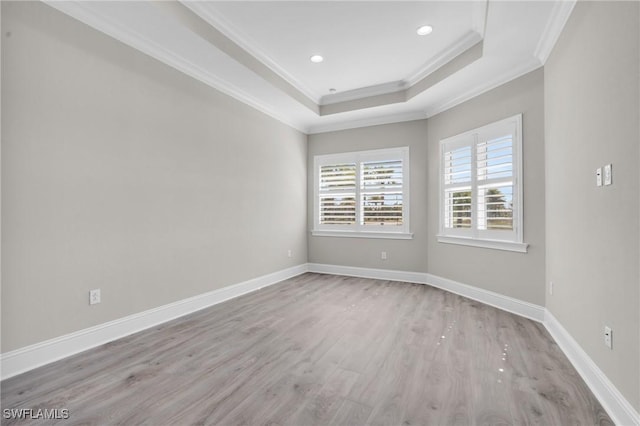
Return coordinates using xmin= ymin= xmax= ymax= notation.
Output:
xmin=604 ymin=326 xmax=612 ymax=349
xmin=381 ymin=251 xmax=387 ymax=260
xmin=89 ymin=289 xmax=101 ymax=305
xmin=549 ymin=281 xmax=554 ymax=295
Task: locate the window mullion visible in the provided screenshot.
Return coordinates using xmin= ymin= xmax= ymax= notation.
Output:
xmin=471 ymin=135 xmax=479 ymax=238
xmin=356 ymin=161 xmax=362 ymax=228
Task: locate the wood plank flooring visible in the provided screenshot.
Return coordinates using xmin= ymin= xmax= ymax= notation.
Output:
xmin=1 ymin=273 xmax=612 ymax=425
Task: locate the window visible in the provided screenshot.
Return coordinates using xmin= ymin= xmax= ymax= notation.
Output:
xmin=438 ymin=114 xmax=528 ymax=252
xmin=312 ymin=147 xmax=412 ymax=239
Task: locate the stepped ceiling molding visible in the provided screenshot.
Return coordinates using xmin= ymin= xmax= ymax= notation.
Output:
xmin=44 ymin=1 xmax=576 ymax=134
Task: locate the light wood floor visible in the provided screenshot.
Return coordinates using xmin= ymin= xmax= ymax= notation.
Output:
xmin=2 ymin=273 xmax=612 ymax=425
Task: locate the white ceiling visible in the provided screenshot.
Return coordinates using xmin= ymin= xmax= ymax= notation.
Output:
xmin=45 ymin=1 xmax=576 ymax=134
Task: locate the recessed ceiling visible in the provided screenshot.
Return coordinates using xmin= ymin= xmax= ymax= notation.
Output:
xmin=44 ymin=0 xmax=576 ymax=134
xmin=190 ymin=1 xmax=481 ymax=100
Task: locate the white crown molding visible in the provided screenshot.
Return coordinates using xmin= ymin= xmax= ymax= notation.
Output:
xmin=320 ymin=80 xmax=407 ymax=106
xmin=0 ymin=264 xmax=307 ymax=380
xmin=424 ymin=58 xmax=542 ymax=119
xmin=307 ymin=110 xmax=427 ymax=135
xmin=471 ymin=0 xmax=488 ymax=37
xmin=42 ymin=1 xmax=307 ymax=134
xmin=404 ymin=31 xmax=483 ymax=88
xmin=534 ymin=0 xmax=577 ymax=64
xmin=181 ymin=1 xmax=321 ymax=104
xmin=544 ymin=311 xmax=640 ymax=426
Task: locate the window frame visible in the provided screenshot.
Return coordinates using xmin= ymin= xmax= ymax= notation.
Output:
xmin=312 ymin=147 xmax=412 ymax=239
xmin=438 ymin=114 xmax=528 ymax=253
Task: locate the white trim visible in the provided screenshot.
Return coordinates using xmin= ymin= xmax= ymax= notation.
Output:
xmin=534 ymin=0 xmax=577 ymax=65
xmin=404 ymin=31 xmax=483 ymax=87
xmin=307 ymin=111 xmax=426 ymax=135
xmin=313 ymin=147 xmax=411 ymax=236
xmin=308 ymin=263 xmax=638 ymax=424
xmin=307 ymin=263 xmax=545 ymax=323
xmin=437 ymin=235 xmax=528 ymax=253
xmin=424 ymin=272 xmax=544 ymax=322
xmin=311 ymin=230 xmax=413 ymax=240
xmin=0 ymin=264 xmax=307 ymax=381
xmin=424 ymin=59 xmax=542 ymax=119
xmin=471 ymin=0 xmax=489 ymax=38
xmin=42 ymin=1 xmax=308 ymax=134
xmin=308 ymin=263 xmax=428 ymax=286
xmin=181 ymin=1 xmax=321 ymax=104
xmin=438 ymin=114 xmax=526 ymax=248
xmin=320 ymin=80 xmax=407 ymax=106
xmin=544 ymin=311 xmax=640 ymax=426
xmin=3 ymin=262 xmax=636 ymax=425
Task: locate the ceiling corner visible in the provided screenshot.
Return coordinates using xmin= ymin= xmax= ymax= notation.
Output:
xmin=533 ymin=0 xmax=577 ymax=65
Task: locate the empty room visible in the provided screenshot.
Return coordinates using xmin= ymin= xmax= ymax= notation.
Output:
xmin=1 ymin=1 xmax=639 ymax=425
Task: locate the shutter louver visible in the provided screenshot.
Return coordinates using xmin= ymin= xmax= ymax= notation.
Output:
xmin=361 ymin=160 xmax=403 ymax=226
xmin=443 ymin=146 xmax=472 ymax=229
xmin=477 ymin=135 xmax=513 ymax=231
xmin=319 ymin=163 xmax=356 ymax=225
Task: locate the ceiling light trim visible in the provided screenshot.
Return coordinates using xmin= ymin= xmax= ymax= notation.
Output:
xmin=181 ymin=1 xmax=322 ymax=103
xmin=533 ymin=0 xmax=577 ymax=64
xmin=42 ymin=1 xmax=308 ymax=133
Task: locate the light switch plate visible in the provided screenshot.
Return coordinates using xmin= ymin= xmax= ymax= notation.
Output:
xmin=604 ymin=164 xmax=612 ymax=186
xmin=596 ymin=168 xmax=602 ymax=186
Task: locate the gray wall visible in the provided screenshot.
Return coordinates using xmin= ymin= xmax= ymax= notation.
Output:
xmin=307 ymin=120 xmax=429 ymax=272
xmin=426 ymin=69 xmax=546 ymax=305
xmin=309 ymin=69 xmax=545 ymax=306
xmin=1 ymin=2 xmax=307 ymax=352
xmin=545 ymin=1 xmax=640 ymax=412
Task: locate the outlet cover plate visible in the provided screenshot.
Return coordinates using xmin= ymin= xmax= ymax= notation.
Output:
xmin=89 ymin=289 xmax=101 ymax=305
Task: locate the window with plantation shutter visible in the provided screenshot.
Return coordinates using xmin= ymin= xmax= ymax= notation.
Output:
xmin=439 ymin=114 xmax=528 ymax=252
xmin=319 ymin=163 xmax=356 ymax=225
xmin=313 ymin=147 xmax=411 ymax=239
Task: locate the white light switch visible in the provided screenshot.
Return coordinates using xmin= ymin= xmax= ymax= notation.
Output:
xmin=604 ymin=164 xmax=612 ymax=186
xmin=596 ymin=168 xmax=602 ymax=186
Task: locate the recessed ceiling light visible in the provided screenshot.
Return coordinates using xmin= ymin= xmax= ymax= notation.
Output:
xmin=310 ymin=55 xmax=324 ymax=63
xmin=417 ymin=25 xmax=433 ymax=36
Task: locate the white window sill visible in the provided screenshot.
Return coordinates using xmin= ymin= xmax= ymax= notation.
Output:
xmin=312 ymin=230 xmax=414 ymax=240
xmin=437 ymin=235 xmax=528 ymax=253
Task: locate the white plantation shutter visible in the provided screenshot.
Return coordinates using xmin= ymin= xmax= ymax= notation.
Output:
xmin=443 ymin=145 xmax=472 ymax=231
xmin=313 ymin=148 xmax=410 ymax=237
xmin=361 ymin=159 xmax=403 ymax=226
xmin=477 ymin=134 xmax=514 ymax=232
xmin=319 ymin=163 xmax=356 ymax=225
xmin=439 ymin=114 xmax=525 ymax=251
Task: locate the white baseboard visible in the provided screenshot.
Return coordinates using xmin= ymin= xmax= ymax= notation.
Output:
xmin=307 ymin=263 xmax=546 ymax=322
xmin=3 ymin=262 xmax=637 ymax=426
xmin=308 ymin=263 xmax=428 ymax=285
xmin=308 ymin=263 xmax=638 ymax=425
xmin=0 ymin=264 xmax=307 ymax=381
xmin=424 ymin=273 xmax=546 ymax=322
xmin=544 ymin=311 xmax=640 ymax=426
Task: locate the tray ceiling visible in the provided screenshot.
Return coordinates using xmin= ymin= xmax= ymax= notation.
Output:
xmin=44 ymin=1 xmax=575 ymax=134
